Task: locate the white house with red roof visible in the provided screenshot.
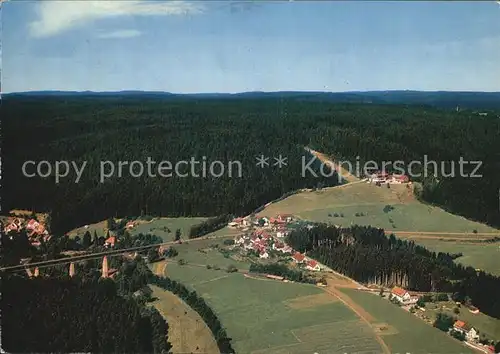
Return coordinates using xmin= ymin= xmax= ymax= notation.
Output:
xmin=292 ymin=252 xmax=306 ymax=264
xmin=390 ymin=286 xmax=418 ymax=305
xmin=390 ymin=174 xmax=410 ymax=184
xmin=453 ymin=320 xmax=479 ymax=341
xmin=305 ymin=260 xmax=321 ymax=271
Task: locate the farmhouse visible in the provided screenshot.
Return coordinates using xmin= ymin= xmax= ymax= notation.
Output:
xmin=453 ymin=320 xmax=479 ymax=342
xmin=390 ymin=174 xmax=410 ymax=184
xmin=305 ymin=260 xmax=321 ymax=271
xmin=390 ymin=287 xmax=418 ymax=305
xmin=293 ymin=252 xmax=306 ymax=264
xmin=369 ymin=172 xmax=409 ymax=184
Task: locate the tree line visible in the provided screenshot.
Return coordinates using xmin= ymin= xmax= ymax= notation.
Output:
xmin=189 ymin=214 xmax=233 ymax=239
xmin=249 ymin=262 xmax=316 ymax=284
xmin=149 ymin=274 xmax=235 ymax=353
xmin=286 ymin=224 xmax=500 ymax=319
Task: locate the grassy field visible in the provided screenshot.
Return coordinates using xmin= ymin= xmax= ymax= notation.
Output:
xmin=264 ymin=182 xmax=498 ymax=233
xmin=414 ymin=239 xmax=500 ymax=276
xmin=172 ymin=236 xmax=251 ymax=273
xmin=261 ymin=181 xmax=500 ymax=276
xmin=421 ymin=301 xmax=500 ymax=342
xmin=339 ymin=288 xmax=475 ymax=354
xmin=67 ymin=217 xmax=207 ymax=241
xmin=149 ymin=285 xmax=219 ymax=354
xmin=129 ymin=217 xmax=207 ymax=241
xmin=165 ymin=266 xmax=383 ymax=354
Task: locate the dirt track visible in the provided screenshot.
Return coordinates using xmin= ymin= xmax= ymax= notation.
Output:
xmin=305 ymin=147 xmax=360 ymax=183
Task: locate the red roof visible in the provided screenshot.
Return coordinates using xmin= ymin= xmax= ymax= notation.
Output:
xmin=394 ymin=174 xmax=409 ymax=181
xmin=391 ymin=287 xmax=408 ymax=297
xmin=293 ymin=252 xmax=305 ymax=262
xmin=307 ymin=260 xmax=318 ymax=268
xmin=105 ymin=236 xmax=116 ymax=245
xmin=26 ymin=219 xmax=39 ymax=229
xmin=454 ymin=320 xmax=466 ymax=329
xmin=233 ymin=217 xmax=243 ymax=223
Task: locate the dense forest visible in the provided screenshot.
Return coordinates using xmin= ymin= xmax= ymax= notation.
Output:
xmin=286 ymin=224 xmax=500 ymax=319
xmin=1 ymin=264 xmax=171 ymax=353
xmin=3 ymin=95 xmax=499 ymax=233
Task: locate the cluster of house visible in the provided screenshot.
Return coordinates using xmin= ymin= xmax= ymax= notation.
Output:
xmin=389 ymin=286 xmax=419 ymax=305
xmin=452 ymin=320 xmax=479 ymax=342
xmin=368 ymin=172 xmax=410 ymax=185
xmin=3 ymin=218 xmax=51 ymax=246
xmin=235 ymin=229 xmax=293 ymax=259
xmin=292 ymin=251 xmax=321 ymax=271
xmin=229 ymin=214 xmax=295 ymax=229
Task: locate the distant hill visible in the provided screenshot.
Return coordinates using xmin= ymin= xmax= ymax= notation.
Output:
xmin=4 ymin=90 xmax=500 ymax=110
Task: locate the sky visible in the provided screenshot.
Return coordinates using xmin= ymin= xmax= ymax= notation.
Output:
xmin=3 ymin=0 xmax=500 ymax=93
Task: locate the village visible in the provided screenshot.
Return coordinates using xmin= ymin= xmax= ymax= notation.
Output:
xmin=3 ymin=216 xmax=51 ymax=246
xmin=228 ymin=214 xmax=322 ymax=271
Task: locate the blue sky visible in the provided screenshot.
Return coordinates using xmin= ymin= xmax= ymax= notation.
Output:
xmin=3 ymin=1 xmax=500 ymax=93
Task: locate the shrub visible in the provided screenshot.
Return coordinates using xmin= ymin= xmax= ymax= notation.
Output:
xmin=383 ymin=205 xmax=394 ymax=213
xmin=450 ymin=329 xmax=465 ymax=341
xmin=226 ymin=265 xmax=238 ymax=273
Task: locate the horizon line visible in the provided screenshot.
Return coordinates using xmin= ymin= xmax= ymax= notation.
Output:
xmin=4 ymin=89 xmax=500 ymax=95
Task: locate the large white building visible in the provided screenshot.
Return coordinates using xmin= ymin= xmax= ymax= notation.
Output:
xmin=390 ymin=287 xmax=418 ymax=305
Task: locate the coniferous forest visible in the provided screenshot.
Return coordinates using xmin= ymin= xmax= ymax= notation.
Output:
xmin=286 ymin=224 xmax=500 ymax=319
xmin=1 ymin=267 xmax=171 ymax=353
xmin=4 ymin=95 xmax=500 ymax=235
xmin=3 ymin=95 xmax=500 ymax=234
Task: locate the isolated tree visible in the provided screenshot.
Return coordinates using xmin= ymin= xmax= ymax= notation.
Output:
xmin=379 ymin=288 xmax=384 ymax=297
xmin=93 ymin=230 xmax=99 ymax=245
xmin=175 ymin=229 xmax=181 ymax=241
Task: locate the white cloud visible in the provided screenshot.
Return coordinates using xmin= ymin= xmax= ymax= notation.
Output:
xmin=29 ymin=1 xmax=204 ymax=38
xmin=98 ymin=29 xmax=142 ymax=39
